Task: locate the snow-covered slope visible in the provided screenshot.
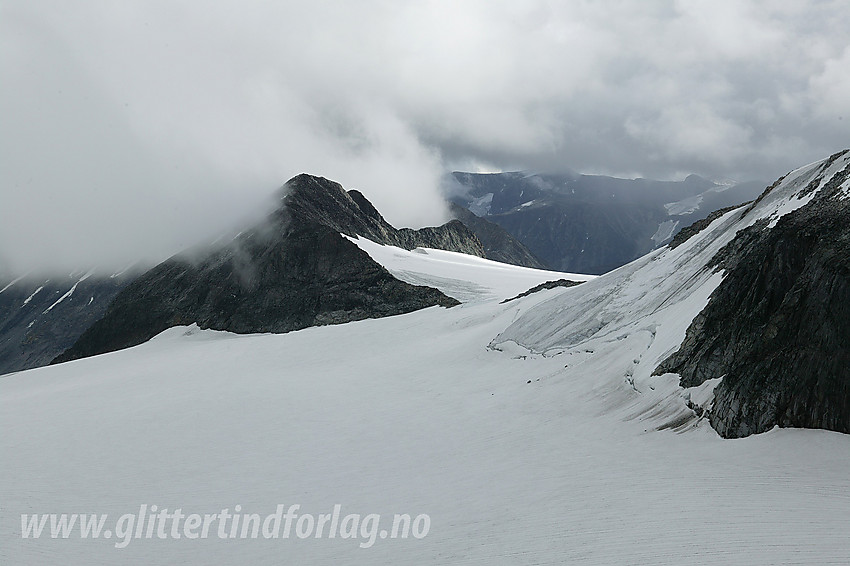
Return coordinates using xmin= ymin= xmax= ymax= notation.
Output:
xmin=3 ymin=155 xmax=850 ymax=564
xmin=3 ymin=302 xmax=849 ymax=564
xmin=497 ymin=150 xmax=850 ymax=432
xmin=346 ymin=235 xmax=593 ymax=303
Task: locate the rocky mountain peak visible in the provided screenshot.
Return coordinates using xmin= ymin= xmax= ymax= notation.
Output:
xmin=278 ymin=173 xmax=486 ymax=257
xmin=280 ymin=173 xmax=398 ymax=244
xmin=347 ymin=189 xmax=384 ymax=221
xmin=51 ymin=174 xmax=493 ymax=366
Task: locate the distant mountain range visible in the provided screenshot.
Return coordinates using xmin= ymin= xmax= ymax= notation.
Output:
xmin=447 ymin=202 xmax=548 ymax=269
xmin=449 ymin=170 xmax=766 ymax=274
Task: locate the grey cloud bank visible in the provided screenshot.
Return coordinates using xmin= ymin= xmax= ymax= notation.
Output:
xmin=1 ymin=0 xmax=848 ymax=272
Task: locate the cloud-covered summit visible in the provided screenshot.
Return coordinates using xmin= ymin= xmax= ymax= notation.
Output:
xmin=2 ymin=1 xmax=847 ymax=271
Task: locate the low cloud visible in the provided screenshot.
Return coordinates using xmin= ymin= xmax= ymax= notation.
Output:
xmin=1 ymin=0 xmax=847 ymax=271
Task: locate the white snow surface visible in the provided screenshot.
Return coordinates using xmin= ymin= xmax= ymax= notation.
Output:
xmin=3 ymin=156 xmax=850 ymax=564
xmin=749 ymin=151 xmax=850 ymax=230
xmin=650 ymin=219 xmax=679 ymax=245
xmin=467 ymin=192 xmax=493 ymax=216
xmin=109 ymin=262 xmax=138 ymax=279
xmin=22 ymin=286 xmax=45 ymax=306
xmin=664 ymin=194 xmax=703 ymax=215
xmin=0 ymin=274 xmax=27 ymax=294
xmin=346 ymin=235 xmax=594 ymax=303
xmin=41 ymin=270 xmax=94 ymax=314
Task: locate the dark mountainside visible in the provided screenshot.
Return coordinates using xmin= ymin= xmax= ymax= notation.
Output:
xmin=0 ymin=270 xmax=137 ymax=375
xmin=285 ymin=176 xmax=486 ymax=256
xmin=448 ymin=202 xmax=550 ymax=269
xmin=451 ymin=171 xmax=765 ymax=274
xmin=53 ymin=174 xmax=481 ymax=365
xmin=656 ymin=150 xmax=850 ymax=438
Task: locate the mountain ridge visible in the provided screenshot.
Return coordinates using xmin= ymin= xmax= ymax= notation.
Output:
xmin=449 ymin=170 xmax=766 ymax=274
xmin=52 ymin=174 xmax=482 ymax=365
xmin=655 ymin=149 xmax=850 ymax=437
xmin=0 ymin=175 xmax=562 ymax=375
xmin=493 ymin=149 xmax=850 ymax=438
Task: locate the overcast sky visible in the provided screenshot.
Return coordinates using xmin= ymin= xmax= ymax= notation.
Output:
xmin=2 ymin=0 xmax=848 ymax=272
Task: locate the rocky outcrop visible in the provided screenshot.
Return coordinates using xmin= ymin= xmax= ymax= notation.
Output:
xmin=448 ymin=203 xmax=550 ymax=269
xmin=655 ymin=152 xmax=850 ymax=437
xmin=53 ymin=175 xmax=467 ymax=365
xmin=501 ymin=279 xmax=584 ymax=304
xmin=283 ymin=174 xmax=485 ymax=256
xmin=666 ymin=204 xmax=748 ymax=250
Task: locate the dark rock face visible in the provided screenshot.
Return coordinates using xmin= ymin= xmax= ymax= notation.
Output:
xmin=501 ymin=279 xmax=584 ymax=304
xmin=0 ymin=271 xmax=136 ymax=375
xmin=451 ymin=171 xmax=765 ymax=274
xmin=655 ymin=154 xmax=850 ymax=438
xmin=486 ymin=200 xmax=660 ymax=275
xmin=667 ymin=204 xmax=748 ymax=250
xmin=53 ymin=175 xmax=465 ymax=365
xmin=448 ymin=203 xmax=550 ymax=269
xmin=283 ymin=175 xmax=486 ymax=257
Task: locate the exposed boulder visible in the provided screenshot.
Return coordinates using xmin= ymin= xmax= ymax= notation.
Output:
xmin=501 ymin=279 xmax=584 ymax=304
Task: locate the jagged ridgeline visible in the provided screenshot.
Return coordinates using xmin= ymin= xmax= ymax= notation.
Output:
xmin=53 ymin=174 xmax=485 ymax=365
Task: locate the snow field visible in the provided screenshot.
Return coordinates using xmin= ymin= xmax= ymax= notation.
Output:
xmin=3 ymin=154 xmax=850 ymax=564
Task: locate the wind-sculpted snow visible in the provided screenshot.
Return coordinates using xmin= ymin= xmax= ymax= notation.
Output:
xmin=491 ymin=210 xmax=736 ymax=431
xmin=492 ymin=189 xmax=752 ymax=357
